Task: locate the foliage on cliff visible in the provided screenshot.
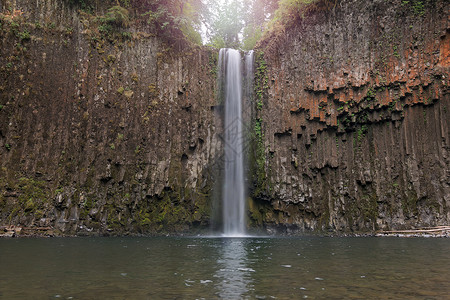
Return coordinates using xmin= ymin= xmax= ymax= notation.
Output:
xmin=256 ymin=0 xmax=337 ymax=50
xmin=134 ymin=0 xmax=204 ymax=45
xmin=64 ymin=0 xmax=204 ymax=46
xmin=64 ymin=0 xmax=339 ymax=49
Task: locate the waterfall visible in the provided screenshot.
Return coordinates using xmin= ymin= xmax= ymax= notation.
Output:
xmin=220 ymin=48 xmax=246 ymax=237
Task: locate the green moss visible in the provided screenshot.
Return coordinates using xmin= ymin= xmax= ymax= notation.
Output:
xmin=209 ymin=52 xmax=218 ymax=78
xmin=254 ymin=51 xmax=268 ymax=110
xmin=249 ymin=51 xmax=272 ymax=199
xmin=392 ymin=45 xmax=400 ymax=58
xmin=9 ymin=21 xmax=19 ymax=35
xmin=366 ymin=87 xmax=375 ymax=99
xmin=403 ymin=0 xmax=426 ymax=16
xmin=67 ymin=0 xmax=95 ymax=13
xmin=24 ymin=198 xmax=35 ymax=212
xmin=107 ymin=54 xmax=116 ymax=63
xmin=107 ymin=207 xmax=124 ymax=229
xmin=129 ymin=183 xmax=211 ymax=233
xmin=402 ymin=189 xmax=419 ymax=216
xmin=13 ymin=177 xmax=51 ymax=217
xmin=252 ymin=118 xmax=267 ymax=197
xmin=80 ymin=196 xmax=96 ymax=220
xmin=104 ymin=6 xmax=130 ymax=28
xmin=96 ymin=5 xmax=130 ymax=40
xmin=248 ymin=197 xmax=265 ymax=226
xmin=318 ymin=200 xmax=331 ymax=229
xmin=268 ymin=0 xmax=336 ymax=32
xmin=357 ymin=125 xmax=368 ymax=143
xmin=361 ymin=194 xmax=378 ymax=224
xmin=140 ymin=216 xmax=151 ymax=226
xmin=18 ymin=30 xmax=31 ymax=41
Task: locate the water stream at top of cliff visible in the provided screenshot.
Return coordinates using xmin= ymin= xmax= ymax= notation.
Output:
xmin=218 ymin=48 xmax=253 ymax=237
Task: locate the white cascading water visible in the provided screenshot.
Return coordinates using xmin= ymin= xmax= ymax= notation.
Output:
xmin=220 ymin=48 xmax=246 ymax=237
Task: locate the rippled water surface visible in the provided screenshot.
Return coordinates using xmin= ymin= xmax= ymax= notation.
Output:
xmin=0 ymin=236 xmax=449 ymax=299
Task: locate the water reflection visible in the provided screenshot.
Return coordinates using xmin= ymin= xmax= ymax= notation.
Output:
xmin=0 ymin=237 xmax=448 ymax=299
xmin=215 ymin=239 xmax=253 ymax=299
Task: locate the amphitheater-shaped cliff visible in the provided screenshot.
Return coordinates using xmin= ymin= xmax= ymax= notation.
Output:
xmin=250 ymin=0 xmax=449 ymax=233
xmin=0 ymin=0 xmax=448 ymax=236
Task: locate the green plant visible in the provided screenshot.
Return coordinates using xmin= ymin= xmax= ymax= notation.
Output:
xmin=412 ymin=0 xmax=425 ymax=16
xmin=65 ymin=26 xmax=74 ymax=35
xmin=366 ymin=87 xmax=375 ymax=99
xmin=134 ymin=145 xmax=141 ymax=154
xmin=18 ymin=30 xmax=30 ymax=41
xmin=402 ymin=0 xmax=426 ymax=16
xmin=242 ymin=25 xmax=263 ymax=51
xmin=255 ymin=52 xmax=268 ymax=110
xmin=121 ymin=31 xmax=132 ymax=39
xmin=9 ymin=21 xmax=19 ymax=35
xmin=251 ymin=115 xmax=270 ymax=198
xmin=357 ymin=125 xmax=369 ymax=143
xmin=98 ymin=23 xmax=113 ymax=36
xmin=267 ymin=0 xmax=336 ymax=34
xmin=96 ymin=5 xmax=130 ymax=40
xmin=67 ymin=0 xmax=94 ymax=13
xmin=209 ymin=52 xmax=218 ymax=77
xmin=388 ymin=99 xmax=398 ymax=111
xmin=5 ymin=143 xmax=11 ymax=150
xmin=393 ymin=45 xmax=400 ymax=58
xmin=107 ymin=55 xmax=116 ymax=63
xmin=102 ymin=6 xmax=130 ymax=28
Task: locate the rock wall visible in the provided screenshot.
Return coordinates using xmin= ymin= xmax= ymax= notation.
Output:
xmin=1 ymin=0 xmax=449 ymax=236
xmin=0 ymin=0 xmax=222 ymax=235
xmin=251 ymin=0 xmax=450 ymax=233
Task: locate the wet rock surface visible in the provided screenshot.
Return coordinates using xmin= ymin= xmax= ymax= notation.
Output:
xmin=251 ymin=0 xmax=450 ymax=233
xmin=0 ymin=0 xmax=222 ymax=235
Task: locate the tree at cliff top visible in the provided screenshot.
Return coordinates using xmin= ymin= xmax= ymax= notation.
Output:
xmin=204 ymin=0 xmax=244 ymax=48
xmin=132 ymin=0 xmax=205 ymax=45
xmin=204 ymin=0 xmax=278 ymax=49
xmin=67 ymin=0 xmax=280 ymax=48
xmin=241 ymin=0 xmax=278 ymax=50
xmin=267 ymin=0 xmax=336 ymax=28
xmin=67 ymin=0 xmax=205 ymax=45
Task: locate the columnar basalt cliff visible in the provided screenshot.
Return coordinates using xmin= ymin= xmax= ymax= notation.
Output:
xmin=0 ymin=0 xmax=222 ymax=235
xmin=250 ymin=0 xmax=449 ymax=233
xmin=0 ymin=0 xmax=449 ymax=236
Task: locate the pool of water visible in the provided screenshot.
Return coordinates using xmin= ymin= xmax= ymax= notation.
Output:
xmin=0 ymin=236 xmax=449 ymax=299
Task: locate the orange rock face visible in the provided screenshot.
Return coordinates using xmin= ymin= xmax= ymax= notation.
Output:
xmin=252 ymin=0 xmax=450 ymax=233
